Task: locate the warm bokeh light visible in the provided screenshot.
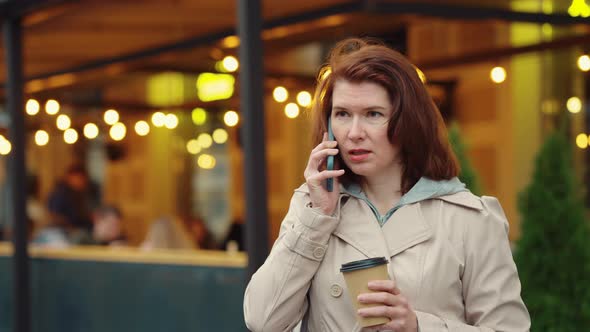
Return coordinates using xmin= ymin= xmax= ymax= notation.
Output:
xmin=84 ymin=123 xmax=99 ymax=139
xmin=578 ymin=55 xmax=590 ymax=72
xmin=104 ymin=109 xmax=119 ymax=125
xmin=56 ymin=114 xmax=71 ymax=130
xmin=151 ymin=112 xmax=166 ymax=127
xmin=135 ymin=121 xmax=150 ymax=136
xmin=26 ymin=99 xmax=40 ymax=115
xmin=296 ymin=91 xmax=312 ymax=107
xmin=221 ymin=35 xmax=240 ymax=48
xmin=273 ymin=86 xmax=288 ymax=103
xmin=110 ymin=123 xmax=126 ymax=141
xmin=224 ymin=110 xmax=239 ymax=127
xmin=164 ymin=113 xmax=179 ymax=129
xmin=541 ymin=23 xmax=553 ymax=38
xmin=0 ymin=136 xmax=11 ymax=155
xmin=196 ymin=73 xmax=235 ymax=102
xmin=197 ymin=154 xmax=216 ymax=169
xmin=222 ymin=56 xmax=239 ymax=72
xmin=35 ymin=130 xmax=49 ymax=146
xmin=567 ymin=97 xmax=582 ymax=113
xmin=285 ymin=103 xmax=300 ymax=119
xmin=213 ymin=128 xmax=228 ymax=144
xmin=490 ymin=66 xmax=507 ymax=83
xmin=192 ymin=108 xmax=207 ymax=125
xmin=576 ymin=133 xmax=588 ymax=149
xmin=186 ymin=139 xmax=201 ymax=155
xmin=45 ymin=99 xmax=60 ymax=115
xmin=568 ymin=0 xmax=590 ymax=17
xmin=64 ymin=128 xmax=78 ymax=144
xmin=416 ymin=67 xmax=427 ymax=83
xmin=198 ymin=133 xmax=213 ymax=148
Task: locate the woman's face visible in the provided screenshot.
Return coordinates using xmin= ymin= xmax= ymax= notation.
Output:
xmin=330 ymin=80 xmax=401 ymax=180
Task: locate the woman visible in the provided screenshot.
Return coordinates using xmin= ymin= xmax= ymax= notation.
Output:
xmin=244 ymin=38 xmax=530 ymax=331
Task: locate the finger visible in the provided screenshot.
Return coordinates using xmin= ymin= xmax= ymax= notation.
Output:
xmin=311 ymin=140 xmax=338 ymax=154
xmin=306 ymin=149 xmax=339 ymax=174
xmin=357 ymin=305 xmax=407 ymax=320
xmin=367 ymin=318 xmax=407 ymax=332
xmin=368 ymin=280 xmax=400 ymax=294
xmin=306 ymin=170 xmax=345 ymax=185
xmin=358 ymin=291 xmax=399 ymax=307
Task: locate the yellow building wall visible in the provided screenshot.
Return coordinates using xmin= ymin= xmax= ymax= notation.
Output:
xmin=408 ymin=19 xmax=542 ymax=240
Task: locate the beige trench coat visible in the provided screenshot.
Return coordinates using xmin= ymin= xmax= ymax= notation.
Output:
xmin=244 ymin=184 xmax=530 ymax=331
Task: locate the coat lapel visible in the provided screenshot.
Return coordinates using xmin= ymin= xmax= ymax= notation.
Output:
xmin=380 ymin=203 xmax=433 ymax=258
xmin=331 ymin=198 xmax=433 ymax=259
xmin=332 ymin=198 xmax=390 ymax=259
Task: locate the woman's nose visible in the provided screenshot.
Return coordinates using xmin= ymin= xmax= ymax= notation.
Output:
xmin=347 ymin=117 xmax=365 ymax=140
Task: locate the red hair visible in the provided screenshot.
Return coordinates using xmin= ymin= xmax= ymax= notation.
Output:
xmin=310 ymin=38 xmax=459 ymax=193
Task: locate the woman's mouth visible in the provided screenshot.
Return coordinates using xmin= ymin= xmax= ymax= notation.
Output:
xmin=348 ymin=149 xmax=371 ymax=162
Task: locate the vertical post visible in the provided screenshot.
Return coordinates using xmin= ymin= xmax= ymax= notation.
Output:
xmin=237 ymin=0 xmax=269 ymax=278
xmin=3 ymin=15 xmax=31 ymax=332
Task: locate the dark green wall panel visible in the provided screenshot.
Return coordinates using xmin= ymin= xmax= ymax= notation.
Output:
xmin=0 ymin=257 xmax=247 ymax=332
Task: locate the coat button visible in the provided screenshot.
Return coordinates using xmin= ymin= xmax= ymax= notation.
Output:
xmin=330 ymin=284 xmax=343 ymax=297
xmin=313 ymin=247 xmax=325 ymax=259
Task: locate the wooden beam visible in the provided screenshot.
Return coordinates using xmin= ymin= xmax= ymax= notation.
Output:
xmin=417 ymin=33 xmax=590 ymax=70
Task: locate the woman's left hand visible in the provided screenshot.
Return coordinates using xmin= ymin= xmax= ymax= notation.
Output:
xmin=357 ymin=280 xmax=418 ymax=332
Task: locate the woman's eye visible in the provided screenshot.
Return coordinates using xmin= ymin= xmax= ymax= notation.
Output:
xmin=367 ymin=111 xmax=384 ymax=118
xmin=334 ymin=111 xmax=349 ymax=117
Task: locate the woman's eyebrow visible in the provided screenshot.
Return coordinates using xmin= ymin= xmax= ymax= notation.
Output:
xmin=332 ymin=105 xmax=388 ymax=111
xmin=363 ymin=106 xmax=387 ymax=111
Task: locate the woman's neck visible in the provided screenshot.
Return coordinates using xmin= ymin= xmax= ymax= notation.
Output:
xmin=361 ymin=168 xmax=404 ymax=216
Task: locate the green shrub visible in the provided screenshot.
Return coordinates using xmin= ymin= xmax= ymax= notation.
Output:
xmin=515 ymin=132 xmax=590 ymax=331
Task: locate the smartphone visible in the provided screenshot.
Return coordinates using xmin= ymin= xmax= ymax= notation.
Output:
xmin=326 ymin=117 xmax=335 ymax=192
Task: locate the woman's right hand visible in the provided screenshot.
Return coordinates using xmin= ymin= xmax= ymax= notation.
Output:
xmin=304 ymin=133 xmax=345 ymax=216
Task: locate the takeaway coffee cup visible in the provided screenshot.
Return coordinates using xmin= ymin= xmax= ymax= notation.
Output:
xmin=340 ymin=257 xmax=390 ymax=327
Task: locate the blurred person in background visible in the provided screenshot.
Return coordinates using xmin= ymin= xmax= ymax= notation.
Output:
xmin=221 ymin=218 xmax=245 ymax=252
xmin=140 ymin=216 xmax=195 ymax=250
xmin=46 ymin=164 xmax=95 ymax=242
xmin=92 ymin=205 xmax=127 ymax=246
xmin=185 ymin=216 xmax=216 ymax=250
xmin=27 ymin=174 xmax=48 ymax=236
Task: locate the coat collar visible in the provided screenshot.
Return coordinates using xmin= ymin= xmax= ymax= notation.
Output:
xmin=435 ymin=191 xmax=483 ymax=211
xmin=294 ymin=185 xmax=482 ymax=259
xmin=331 ymin=191 xmax=483 ymax=259
xmin=332 ymin=197 xmax=433 ymax=259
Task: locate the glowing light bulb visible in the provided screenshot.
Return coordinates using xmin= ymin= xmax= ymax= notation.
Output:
xmin=296 ymin=91 xmax=312 ymax=107
xmin=26 ymin=99 xmax=40 ymax=115
xmin=56 ymin=114 xmax=71 ymax=130
xmin=567 ymin=97 xmax=582 ymax=113
xmin=490 ymin=66 xmax=506 ymax=83
xmin=224 ymin=110 xmax=239 ymax=127
xmin=35 ymin=130 xmax=49 ymax=146
xmin=110 ymin=123 xmax=126 ymax=141
xmin=84 ymin=123 xmax=99 ymax=139
xmin=222 ymin=56 xmax=239 ymax=72
xmin=64 ymin=128 xmax=78 ymax=144
xmin=212 ymin=128 xmax=228 ymax=144
xmin=273 ymin=86 xmax=288 ymax=103
xmin=135 ymin=121 xmax=150 ymax=136
xmin=45 ymin=99 xmax=60 ymax=115
xmin=285 ymin=103 xmax=300 ymax=119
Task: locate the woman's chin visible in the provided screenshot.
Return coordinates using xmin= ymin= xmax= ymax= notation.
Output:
xmin=346 ymin=165 xmax=373 ymax=178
